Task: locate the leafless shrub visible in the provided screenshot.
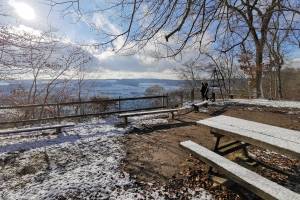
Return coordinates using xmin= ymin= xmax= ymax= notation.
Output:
xmin=88 ymin=96 xmax=117 ymax=113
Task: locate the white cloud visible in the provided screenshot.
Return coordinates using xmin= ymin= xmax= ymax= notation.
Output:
xmin=90 ymin=13 xmax=125 ymax=50
xmin=8 ymin=24 xmax=41 ymax=36
xmin=1 ymin=1 xmax=213 ymax=80
xmin=287 ymin=57 xmax=300 ymax=69
xmin=92 ymin=13 xmax=121 ymax=35
xmin=8 ymin=0 xmax=36 ymax=21
xmin=85 ymin=68 xmax=179 ymax=80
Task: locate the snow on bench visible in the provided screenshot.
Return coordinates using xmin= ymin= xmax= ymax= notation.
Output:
xmin=192 ymin=101 xmax=208 ymax=106
xmin=0 ymin=123 xmax=75 ymax=136
xmin=192 ymin=101 xmax=208 ymax=112
xmin=180 ymin=140 xmax=300 ymax=200
xmin=118 ymin=108 xmax=181 ymax=125
xmin=197 ymin=115 xmax=300 ymax=159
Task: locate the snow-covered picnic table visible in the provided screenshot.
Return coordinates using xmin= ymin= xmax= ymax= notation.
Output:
xmin=197 ymin=115 xmax=300 ymax=159
xmin=180 ymin=115 xmax=300 ymax=200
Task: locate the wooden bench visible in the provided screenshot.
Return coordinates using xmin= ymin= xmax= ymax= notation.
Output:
xmin=118 ymin=108 xmax=181 ymax=125
xmin=0 ymin=123 xmax=75 ymax=136
xmin=180 ymin=140 xmax=300 ymax=200
xmin=192 ymin=101 xmax=208 ymax=112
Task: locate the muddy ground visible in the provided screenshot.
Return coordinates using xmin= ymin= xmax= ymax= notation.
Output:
xmin=122 ymin=106 xmax=300 ymax=199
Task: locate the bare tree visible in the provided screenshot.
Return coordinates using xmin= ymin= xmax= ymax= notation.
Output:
xmin=25 ymin=32 xmax=60 ymax=105
xmin=175 ymin=61 xmax=203 ymax=102
xmin=175 ymin=61 xmax=205 ymax=89
xmin=266 ymin=12 xmax=296 ymax=99
xmin=0 ymin=26 xmax=33 ymax=80
xmin=74 ymin=61 xmax=90 ymax=114
xmin=0 ymin=26 xmax=91 ymax=119
xmin=238 ymin=48 xmax=257 ymax=98
xmin=38 ymin=45 xmax=91 ymax=118
xmin=49 ymin=0 xmax=300 ymax=98
xmin=204 ymin=51 xmax=237 ymax=95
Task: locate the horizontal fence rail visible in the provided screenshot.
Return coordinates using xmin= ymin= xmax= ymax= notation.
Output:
xmin=0 ymin=106 xmax=165 ymax=126
xmin=0 ymin=87 xmax=240 ymax=128
xmin=0 ymin=95 xmax=169 ymax=128
xmin=0 ymin=95 xmax=168 ymax=109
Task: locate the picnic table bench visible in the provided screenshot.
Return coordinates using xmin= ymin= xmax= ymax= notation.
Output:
xmin=180 ymin=115 xmax=300 ymax=200
xmin=0 ymin=123 xmax=75 ymax=136
xmin=181 ymin=140 xmax=300 ymax=200
xmin=118 ymin=108 xmax=181 ymax=125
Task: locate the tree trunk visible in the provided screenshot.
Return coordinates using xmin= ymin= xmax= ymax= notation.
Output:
xmin=255 ymin=47 xmax=264 ymax=98
xmin=191 ymin=88 xmax=195 ymax=102
xmin=277 ymin=65 xmax=283 ymax=99
xmin=256 ymin=71 xmax=263 ymax=98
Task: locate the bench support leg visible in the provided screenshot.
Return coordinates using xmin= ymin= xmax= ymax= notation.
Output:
xmin=192 ymin=105 xmax=199 ymax=112
xmin=124 ymin=117 xmax=128 ymax=126
xmin=171 ymin=112 xmax=175 ymax=119
xmin=56 ymin=127 xmax=62 ymax=134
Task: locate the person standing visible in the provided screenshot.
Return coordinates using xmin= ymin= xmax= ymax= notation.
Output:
xmin=200 ymin=82 xmax=206 ymax=101
xmin=204 ymin=82 xmax=209 ymax=100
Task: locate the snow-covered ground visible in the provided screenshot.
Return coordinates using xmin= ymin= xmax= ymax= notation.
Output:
xmin=219 ymin=99 xmax=300 ymax=109
xmin=0 ymin=117 xmax=213 ymax=200
xmin=184 ymin=99 xmax=300 ymax=110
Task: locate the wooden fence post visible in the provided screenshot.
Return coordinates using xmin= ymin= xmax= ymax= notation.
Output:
xmin=180 ymin=91 xmax=184 ymax=106
xmin=1 ymin=95 xmax=182 ymax=126
xmin=166 ymin=93 xmax=169 ymax=108
xmin=56 ymin=103 xmax=61 ymax=123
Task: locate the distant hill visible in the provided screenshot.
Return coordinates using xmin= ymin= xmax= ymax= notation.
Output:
xmin=0 ymin=79 xmax=186 ymax=98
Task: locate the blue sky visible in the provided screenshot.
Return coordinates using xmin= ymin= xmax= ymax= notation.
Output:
xmin=2 ymin=0 xmax=300 ymax=79
xmin=2 ymin=0 xmax=182 ymax=79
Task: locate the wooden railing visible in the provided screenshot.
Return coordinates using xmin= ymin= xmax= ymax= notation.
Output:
xmin=0 ymin=95 xmax=169 ymax=127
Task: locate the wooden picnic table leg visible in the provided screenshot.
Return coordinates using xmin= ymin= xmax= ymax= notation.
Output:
xmin=210 ymin=129 xmax=250 ymax=157
xmin=208 ymin=130 xmax=223 ymax=175
xmin=213 ymin=135 xmax=222 ymax=152
xmin=241 ymin=142 xmax=251 ymax=160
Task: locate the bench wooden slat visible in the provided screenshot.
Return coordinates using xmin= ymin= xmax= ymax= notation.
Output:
xmin=180 ymin=140 xmax=300 ymax=200
xmin=192 ymin=101 xmax=208 ymax=107
xmin=197 ymin=115 xmax=300 ymax=159
xmin=118 ymin=108 xmax=180 ymax=117
xmin=0 ymin=123 xmax=75 ymax=135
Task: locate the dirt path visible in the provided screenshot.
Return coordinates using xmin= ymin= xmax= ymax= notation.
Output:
xmin=122 ymin=106 xmax=300 ymax=199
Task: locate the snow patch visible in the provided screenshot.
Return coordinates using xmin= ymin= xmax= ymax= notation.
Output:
xmin=217 ymin=99 xmax=300 ymax=109
xmin=0 ymin=117 xmax=213 ymax=199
